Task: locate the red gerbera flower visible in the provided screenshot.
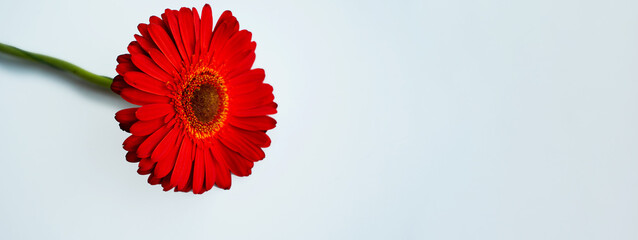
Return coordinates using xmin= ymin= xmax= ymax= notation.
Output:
xmin=111 ymin=4 xmax=277 ymax=194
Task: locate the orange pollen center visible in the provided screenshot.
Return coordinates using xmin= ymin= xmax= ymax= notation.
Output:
xmin=178 ymin=69 xmax=229 ymax=139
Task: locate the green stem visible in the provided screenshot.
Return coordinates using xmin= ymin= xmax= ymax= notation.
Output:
xmin=0 ymin=42 xmax=112 ymax=89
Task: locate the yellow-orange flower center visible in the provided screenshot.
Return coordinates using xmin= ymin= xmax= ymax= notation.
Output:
xmin=176 ymin=69 xmax=228 ymax=139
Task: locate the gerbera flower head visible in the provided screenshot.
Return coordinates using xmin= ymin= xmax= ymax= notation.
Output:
xmin=111 ymin=4 xmax=277 ymax=194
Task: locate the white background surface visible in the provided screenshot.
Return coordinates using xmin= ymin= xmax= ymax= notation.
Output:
xmin=0 ymin=0 xmax=637 ymax=239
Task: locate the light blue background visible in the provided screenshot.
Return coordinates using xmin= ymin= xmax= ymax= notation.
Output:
xmin=0 ymin=0 xmax=637 ymax=239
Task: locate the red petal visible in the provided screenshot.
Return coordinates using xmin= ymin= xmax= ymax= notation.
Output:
xmin=231 ymin=84 xmax=274 ymax=107
xmin=115 ymin=108 xmax=138 ymax=132
xmin=134 ymin=34 xmax=156 ymax=53
xmin=227 ymin=68 xmax=265 ymax=86
xmin=131 ymin=54 xmax=173 ymax=82
xmin=228 ymin=116 xmax=277 ymax=131
xmin=137 ymin=24 xmax=149 ymax=38
xmin=203 ymin=146 xmax=216 ymax=191
xmin=137 ymin=158 xmax=156 ymax=175
xmin=164 ymin=111 xmax=176 ymax=123
xmin=135 ymin=103 xmax=173 ymax=121
xmin=163 ymin=10 xmax=190 ymax=66
xmin=110 ymin=75 xmax=129 ymax=95
xmin=227 ymin=50 xmax=256 ymax=78
xmin=231 ymin=126 xmax=272 ymax=148
xmin=232 ymin=102 xmax=277 ymax=117
xmin=200 ymin=5 xmax=213 ymax=59
xmin=120 ymin=87 xmax=171 ymax=106
xmin=214 ymin=30 xmax=251 ymax=66
xmin=217 ymin=127 xmax=264 ymax=161
xmin=150 ymin=126 xmax=179 ymax=161
xmin=130 ymin=118 xmax=164 ymax=136
xmin=213 ymin=11 xmax=236 ymax=34
xmin=226 ymin=33 xmax=254 ymax=61
xmin=117 ymin=54 xmax=132 ymax=64
xmin=123 ymin=71 xmax=171 ymax=96
xmin=136 ymin=123 xmax=172 ymax=158
xmin=126 ymin=152 xmax=140 ymax=163
xmin=170 ymin=136 xmax=194 ymax=189
xmin=192 ymin=145 xmax=206 ymax=194
xmin=212 ymin=139 xmax=254 ymax=177
xmin=148 ymin=23 xmax=183 ymax=69
xmin=149 ymin=16 xmax=166 ymax=29
xmin=229 ymin=80 xmax=267 ymax=96
xmin=123 ymin=134 xmax=146 ymax=152
xmin=127 ymin=41 xmax=146 ymax=55
xmin=176 ymin=170 xmax=193 ymax=192
xmin=209 ymin=11 xmax=238 ymax=60
xmin=206 ymin=22 xmax=226 ymax=60
xmin=153 ymin=130 xmax=183 ymax=179
xmin=147 ymin=173 xmax=162 ymax=185
xmin=118 ymin=123 xmax=135 ymax=133
xmin=115 ymin=108 xmax=138 ymax=124
xmin=161 ymin=172 xmax=174 ymax=191
xmin=178 ymin=8 xmax=195 ymax=59
xmin=116 ymin=62 xmax=138 ymax=76
xmin=212 ymin=148 xmax=231 ymax=189
xmin=148 ymin=48 xmax=177 ymax=75
xmin=191 ymin=7 xmax=201 ymax=56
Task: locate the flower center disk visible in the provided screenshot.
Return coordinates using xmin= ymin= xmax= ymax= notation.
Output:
xmin=178 ymin=69 xmax=229 ymax=139
xmin=191 ymin=84 xmax=220 ymax=123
